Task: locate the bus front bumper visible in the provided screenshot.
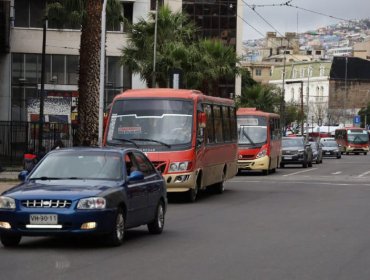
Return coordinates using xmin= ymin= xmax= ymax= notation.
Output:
xmin=238 ymin=156 xmax=269 ymax=171
xmin=346 ymin=146 xmax=369 ymax=153
xmin=162 ymin=171 xmax=197 ymax=193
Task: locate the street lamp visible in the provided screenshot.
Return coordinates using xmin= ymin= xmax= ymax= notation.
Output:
xmin=38 ymin=15 xmax=47 ymax=153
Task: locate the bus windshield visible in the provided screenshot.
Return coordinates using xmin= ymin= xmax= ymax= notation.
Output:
xmin=106 ymin=99 xmax=193 ymax=148
xmin=347 ymin=131 xmax=369 ymax=144
xmin=237 ymin=116 xmax=267 ymax=146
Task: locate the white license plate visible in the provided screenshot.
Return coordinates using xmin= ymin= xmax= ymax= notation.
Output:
xmin=325 ymin=152 xmax=331 ymax=155
xmin=30 ymin=214 xmax=58 ymax=225
xmin=284 ymin=156 xmax=292 ymax=160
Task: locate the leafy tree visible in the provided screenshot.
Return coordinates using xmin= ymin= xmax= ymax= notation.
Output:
xmin=284 ymin=102 xmax=306 ymax=134
xmin=358 ymin=102 xmax=370 ymax=128
xmin=121 ymin=5 xmax=243 ymax=96
xmin=237 ymin=83 xmax=280 ymax=113
xmin=121 ymin=5 xmax=196 ymax=88
xmin=47 ymin=0 xmax=122 ymax=146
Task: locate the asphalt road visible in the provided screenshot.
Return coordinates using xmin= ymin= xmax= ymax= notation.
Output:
xmin=1 ymin=154 xmax=370 ymax=280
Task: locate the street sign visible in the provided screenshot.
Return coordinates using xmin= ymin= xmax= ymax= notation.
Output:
xmin=353 ymin=115 xmax=361 ymax=124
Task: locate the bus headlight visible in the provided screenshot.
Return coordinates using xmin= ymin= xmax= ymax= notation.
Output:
xmin=256 ymin=149 xmax=267 ymax=159
xmin=168 ymin=161 xmax=192 ymax=173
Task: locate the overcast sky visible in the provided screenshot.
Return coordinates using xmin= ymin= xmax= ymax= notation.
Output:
xmin=242 ymin=0 xmax=370 ymax=40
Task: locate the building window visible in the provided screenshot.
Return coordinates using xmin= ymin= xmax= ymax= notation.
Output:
xmin=14 ymin=0 xmax=46 ymax=28
xmin=150 ymin=0 xmax=164 ymax=10
xmin=255 ymin=68 xmax=262 ymax=76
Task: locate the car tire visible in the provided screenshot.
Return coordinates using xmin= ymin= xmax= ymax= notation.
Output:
xmin=0 ymin=233 xmax=21 ymax=247
xmin=105 ymin=207 xmax=125 ymax=246
xmin=280 ymin=163 xmax=285 ymax=168
xmin=302 ymin=160 xmax=308 ymax=168
xmin=147 ymin=201 xmax=165 ymax=234
xmin=308 ymin=160 xmax=313 ymax=167
xmin=364 ymin=152 xmax=367 ymax=155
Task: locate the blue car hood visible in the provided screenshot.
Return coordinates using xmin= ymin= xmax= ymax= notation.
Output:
xmin=2 ymin=180 xmax=122 ymax=200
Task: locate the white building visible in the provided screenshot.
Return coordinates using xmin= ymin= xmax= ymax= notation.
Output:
xmin=269 ymin=61 xmax=332 ymax=126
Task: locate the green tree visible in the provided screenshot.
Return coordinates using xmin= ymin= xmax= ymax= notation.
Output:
xmin=237 ymin=83 xmax=280 ymax=113
xmin=47 ymin=0 xmax=122 ymax=146
xmin=284 ymin=102 xmax=305 ymax=134
xmin=121 ymin=5 xmax=196 ymax=88
xmin=358 ymin=102 xmax=370 ymax=128
xmin=121 ymin=5 xmax=243 ymax=96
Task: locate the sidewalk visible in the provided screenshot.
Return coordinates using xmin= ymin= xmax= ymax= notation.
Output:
xmin=0 ymin=169 xmax=21 ymax=193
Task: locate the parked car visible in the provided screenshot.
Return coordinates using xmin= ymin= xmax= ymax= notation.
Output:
xmin=310 ymin=141 xmax=323 ymax=164
xmin=0 ymin=147 xmax=167 ymax=247
xmin=280 ymin=136 xmax=313 ymax=168
xmin=320 ymin=140 xmax=341 ymax=159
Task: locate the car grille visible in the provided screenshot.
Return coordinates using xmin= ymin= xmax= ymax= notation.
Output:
xmin=239 ymin=154 xmax=255 ymax=160
xmin=21 ymin=200 xmax=72 ymax=208
xmin=152 ymin=161 xmax=167 ymax=173
xmin=282 ymin=150 xmax=298 ymax=155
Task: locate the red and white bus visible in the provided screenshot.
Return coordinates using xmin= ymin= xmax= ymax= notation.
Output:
xmin=104 ymin=88 xmax=238 ymax=202
xmin=334 ymin=127 xmax=369 ymax=155
xmin=236 ymin=108 xmax=281 ymax=175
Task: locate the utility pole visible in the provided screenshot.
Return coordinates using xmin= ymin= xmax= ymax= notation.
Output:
xmin=38 ymin=15 xmax=47 ymax=153
xmin=280 ymin=46 xmax=287 ymax=135
xmin=344 ymin=56 xmax=348 ymax=126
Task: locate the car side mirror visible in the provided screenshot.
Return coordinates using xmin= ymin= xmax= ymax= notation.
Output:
xmin=128 ymin=170 xmax=144 ymax=182
xmin=18 ymin=170 xmax=29 ymax=182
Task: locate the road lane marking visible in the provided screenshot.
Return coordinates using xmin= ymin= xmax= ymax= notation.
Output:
xmin=358 ymin=170 xmax=370 ymax=178
xmin=283 ymin=168 xmax=318 ymax=177
xmin=332 ymin=171 xmax=342 ymax=175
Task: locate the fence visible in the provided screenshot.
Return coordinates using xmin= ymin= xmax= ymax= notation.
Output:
xmin=0 ymin=121 xmax=76 ymax=167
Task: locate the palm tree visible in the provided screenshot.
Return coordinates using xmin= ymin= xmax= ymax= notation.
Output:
xmin=121 ymin=5 xmax=243 ymax=96
xmin=121 ymin=5 xmax=196 ymax=87
xmin=238 ymin=83 xmax=280 ymax=113
xmin=47 ymin=0 xmax=122 ymax=146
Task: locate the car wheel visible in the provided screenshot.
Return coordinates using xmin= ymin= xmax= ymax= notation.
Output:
xmin=308 ymin=160 xmax=313 ymax=167
xmin=364 ymin=152 xmax=367 ymax=155
xmin=0 ymin=233 xmax=21 ymax=247
xmin=105 ymin=208 xmax=125 ymax=246
xmin=280 ymin=163 xmax=285 ymax=168
xmin=147 ymin=201 xmax=165 ymax=234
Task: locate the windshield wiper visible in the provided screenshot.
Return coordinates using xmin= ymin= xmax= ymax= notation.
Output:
xmin=30 ymin=177 xmax=64 ymax=180
xmin=110 ymin=138 xmax=139 ymax=148
xmin=130 ymin=138 xmax=171 ymax=148
xmin=239 ymin=127 xmax=257 ymax=147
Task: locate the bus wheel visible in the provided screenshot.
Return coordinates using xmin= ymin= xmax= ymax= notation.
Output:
xmin=214 ymin=171 xmax=226 ymax=194
xmin=365 ymin=152 xmax=367 ymax=155
xmin=188 ymin=175 xmax=201 ymax=202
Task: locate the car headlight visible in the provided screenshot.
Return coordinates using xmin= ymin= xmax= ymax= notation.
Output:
xmin=77 ymin=197 xmax=106 ymax=209
xmin=298 ymin=149 xmax=305 ymax=154
xmin=0 ymin=196 xmax=16 ymax=209
xmin=168 ymin=161 xmax=192 ymax=173
xmin=256 ymin=148 xmax=267 ymax=159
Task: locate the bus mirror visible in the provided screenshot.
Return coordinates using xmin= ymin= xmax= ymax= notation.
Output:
xmin=198 ymin=112 xmax=207 ymax=128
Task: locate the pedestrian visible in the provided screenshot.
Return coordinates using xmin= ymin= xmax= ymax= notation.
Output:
xmin=23 ymin=148 xmax=37 ymax=172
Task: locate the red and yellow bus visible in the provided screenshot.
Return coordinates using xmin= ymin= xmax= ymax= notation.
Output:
xmin=334 ymin=127 xmax=369 ymax=155
xmin=236 ymin=108 xmax=281 ymax=175
xmin=103 ymin=88 xmax=238 ymax=202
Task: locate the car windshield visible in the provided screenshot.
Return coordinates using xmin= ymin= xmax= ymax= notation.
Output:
xmin=282 ymin=138 xmax=304 ymax=147
xmin=237 ymin=116 xmax=267 ymax=146
xmin=347 ymin=132 xmax=369 ymax=144
xmin=321 ymin=141 xmax=338 ymax=147
xmin=29 ymin=151 xmax=123 ymax=180
xmin=107 ymin=99 xmax=193 ymax=148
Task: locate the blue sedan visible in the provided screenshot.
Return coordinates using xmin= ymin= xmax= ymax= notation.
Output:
xmin=0 ymin=147 xmax=167 ymax=247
